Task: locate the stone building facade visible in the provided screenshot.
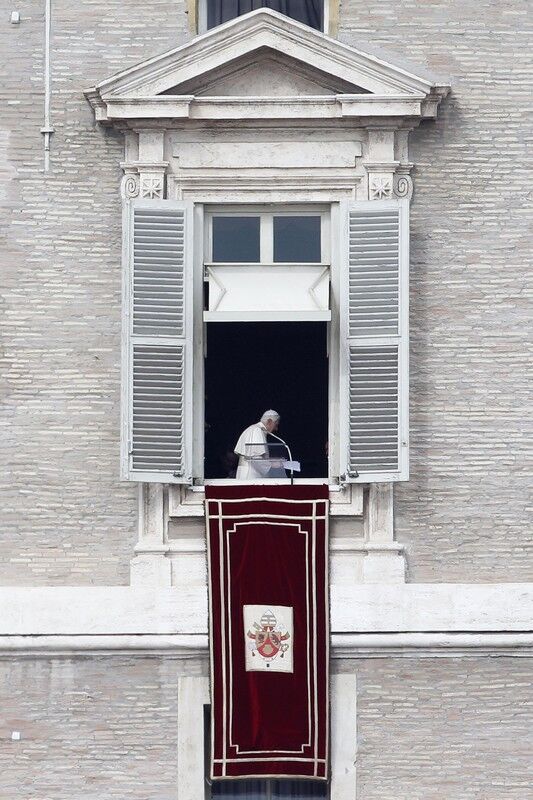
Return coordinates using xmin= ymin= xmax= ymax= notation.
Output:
xmin=1 ymin=1 xmax=532 ymax=798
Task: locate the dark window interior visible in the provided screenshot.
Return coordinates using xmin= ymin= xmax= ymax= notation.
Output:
xmin=204 ymin=322 xmax=328 ymax=480
xmin=204 ymin=705 xmax=329 ymax=798
xmin=207 ymin=0 xmax=324 ymax=31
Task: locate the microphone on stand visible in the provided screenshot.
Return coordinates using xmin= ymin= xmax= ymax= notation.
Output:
xmin=267 ymin=431 xmax=294 ymax=485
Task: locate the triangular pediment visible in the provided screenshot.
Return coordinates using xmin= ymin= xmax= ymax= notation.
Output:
xmin=161 ymin=50 xmax=369 ymax=98
xmin=85 ymin=9 xmax=449 ymax=123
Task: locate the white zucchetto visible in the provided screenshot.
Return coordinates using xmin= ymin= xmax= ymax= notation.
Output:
xmin=261 ymin=410 xmax=280 ymax=423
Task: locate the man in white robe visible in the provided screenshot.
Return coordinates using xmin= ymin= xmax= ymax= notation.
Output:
xmin=234 ymin=410 xmax=281 ymax=480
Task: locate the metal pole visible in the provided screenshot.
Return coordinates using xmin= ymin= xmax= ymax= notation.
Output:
xmin=41 ymin=0 xmax=54 ymax=171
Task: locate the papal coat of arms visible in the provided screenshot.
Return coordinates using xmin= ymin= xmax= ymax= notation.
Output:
xmin=243 ymin=605 xmax=293 ymax=673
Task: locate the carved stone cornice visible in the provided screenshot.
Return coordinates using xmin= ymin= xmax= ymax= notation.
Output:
xmin=2 ymin=581 xmax=532 ymax=657
xmin=1 ymin=632 xmax=532 ymax=658
xmin=84 ymin=9 xmax=450 ymax=128
xmin=167 ymin=169 xmax=363 ymax=202
xmin=92 ymin=94 xmax=437 ymax=125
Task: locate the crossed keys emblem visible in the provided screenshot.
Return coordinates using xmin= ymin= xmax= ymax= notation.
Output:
xmin=247 ymin=610 xmax=291 ymax=666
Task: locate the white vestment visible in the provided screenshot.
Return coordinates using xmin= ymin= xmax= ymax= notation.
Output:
xmin=234 ymin=422 xmax=272 ymax=480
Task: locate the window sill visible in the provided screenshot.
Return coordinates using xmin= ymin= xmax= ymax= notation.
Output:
xmin=169 ymin=482 xmax=363 ymax=517
xmin=203 ymin=311 xmax=332 ymax=321
xmin=196 ymin=478 xmax=331 ymax=488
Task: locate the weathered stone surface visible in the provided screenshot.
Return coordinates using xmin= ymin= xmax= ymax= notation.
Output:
xmin=339 ymin=656 xmax=533 ymax=799
xmin=0 ymin=2 xmax=190 ymax=585
xmin=338 ymin=2 xmax=532 ymax=582
xmin=0 ymin=656 xmax=205 ymax=798
xmin=1 ymin=657 xmax=531 ymax=798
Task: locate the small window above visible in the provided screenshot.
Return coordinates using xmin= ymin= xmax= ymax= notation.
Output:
xmin=204 ymin=207 xmax=331 ymax=322
xmin=274 ymin=215 xmax=321 ymax=263
xmin=208 ymin=209 xmax=327 ymax=266
xmin=212 ymin=216 xmax=261 ymax=262
xmin=203 ymin=0 xmax=325 ymax=32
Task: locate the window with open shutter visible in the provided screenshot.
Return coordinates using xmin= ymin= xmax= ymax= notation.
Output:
xmin=339 ymin=200 xmax=409 ymax=482
xmin=121 ymin=200 xmax=193 ymax=483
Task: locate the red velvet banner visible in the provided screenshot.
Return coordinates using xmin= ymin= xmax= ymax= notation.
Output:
xmin=206 ymin=485 xmax=329 ymax=781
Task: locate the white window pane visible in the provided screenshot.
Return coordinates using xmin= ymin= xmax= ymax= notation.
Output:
xmin=273 ymin=216 xmax=321 ymax=263
xmin=213 ymin=216 xmax=260 ymax=263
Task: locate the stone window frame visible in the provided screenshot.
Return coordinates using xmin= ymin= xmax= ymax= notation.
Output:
xmin=83 ymin=8 xmax=449 ymax=579
xmin=121 ymin=195 xmax=409 ymax=488
xmin=200 ymin=202 xmax=332 ymax=483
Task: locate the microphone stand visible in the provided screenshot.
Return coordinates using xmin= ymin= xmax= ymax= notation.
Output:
xmin=267 ymin=432 xmax=294 ymax=486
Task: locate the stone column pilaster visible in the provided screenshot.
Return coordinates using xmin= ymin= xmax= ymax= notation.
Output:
xmin=362 ymin=483 xmax=406 ymax=583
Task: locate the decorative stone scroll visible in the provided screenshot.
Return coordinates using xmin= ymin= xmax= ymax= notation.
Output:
xmin=120 ymin=169 xmax=140 ymax=200
xmin=119 ymin=161 xmax=169 ymax=200
xmin=394 ymin=166 xmax=414 ymax=200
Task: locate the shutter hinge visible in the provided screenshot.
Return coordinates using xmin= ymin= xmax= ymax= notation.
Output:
xmin=338 ymin=471 xmax=360 ymax=486
xmin=345 ymin=468 xmax=359 ymax=480
xmin=172 ymin=472 xmax=194 ymax=485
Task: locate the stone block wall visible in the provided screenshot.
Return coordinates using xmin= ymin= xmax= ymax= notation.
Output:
xmin=338 ymin=2 xmax=532 ymax=581
xmin=1 ymin=655 xmax=531 ymax=798
xmin=0 ymin=656 xmax=206 ymax=799
xmin=342 ymin=656 xmax=533 ymax=799
xmin=0 ymin=1 xmax=191 ymax=585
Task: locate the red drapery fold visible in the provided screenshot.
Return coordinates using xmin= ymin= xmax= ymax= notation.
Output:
xmin=206 ymin=485 xmax=329 ymax=780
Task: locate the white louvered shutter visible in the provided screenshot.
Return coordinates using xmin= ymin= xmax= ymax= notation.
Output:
xmin=339 ymin=200 xmax=409 ymax=482
xmin=121 ymin=200 xmax=193 ymax=483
